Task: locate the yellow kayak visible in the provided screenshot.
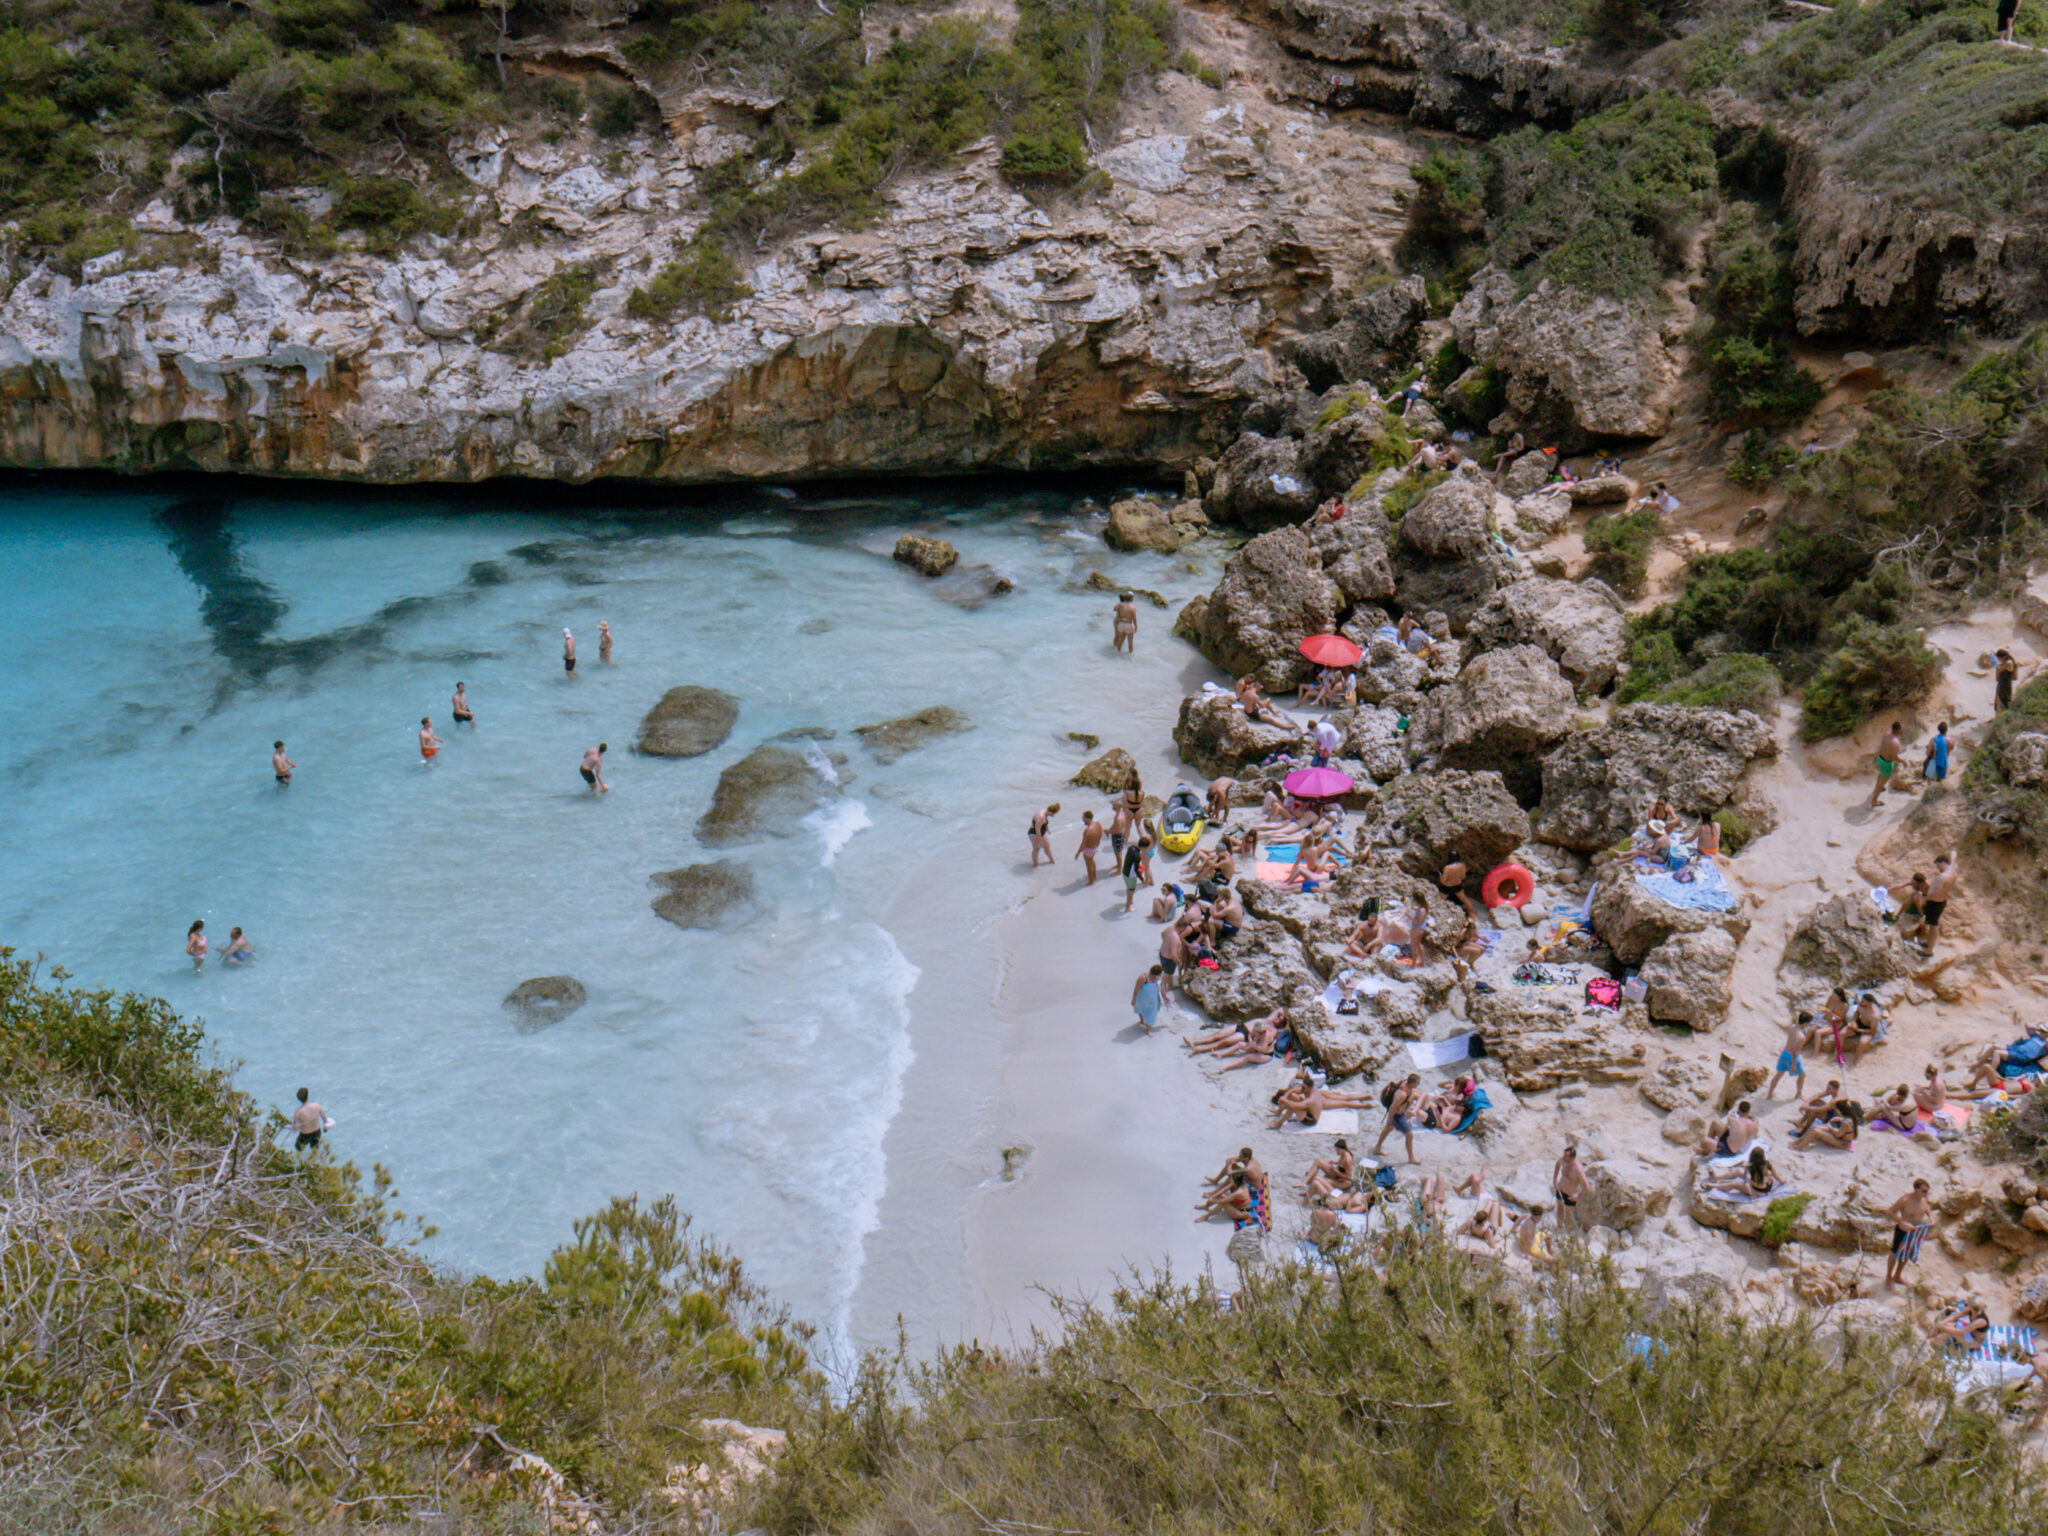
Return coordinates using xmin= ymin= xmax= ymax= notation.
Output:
xmin=1158 ymin=786 xmax=1206 ymax=854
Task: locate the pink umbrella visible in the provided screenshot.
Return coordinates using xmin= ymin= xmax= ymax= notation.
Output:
xmin=1299 ymin=633 xmax=1363 ymax=668
xmin=1283 ymin=766 xmax=1353 ymax=800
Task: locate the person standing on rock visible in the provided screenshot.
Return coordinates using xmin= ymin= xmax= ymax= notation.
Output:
xmin=418 ymin=717 xmax=443 ymax=763
xmin=1883 ymin=1178 xmax=1935 ymax=1287
xmin=292 ymin=1087 xmax=328 ymax=1153
xmin=1112 ymin=592 xmax=1137 ymax=654
xmin=1869 ymin=721 xmax=1904 ymax=808
xmin=1994 ymin=649 xmax=2019 ymax=713
xmin=1075 ymin=809 xmax=1104 ymax=884
xmin=1551 ymin=1143 xmax=1589 ymax=1229
xmin=272 ymin=739 xmax=295 ymax=786
xmin=452 ymin=681 xmax=474 ymax=725
xmin=563 ymin=628 xmax=577 ymax=675
xmin=1436 ymin=860 xmax=1482 ymax=923
xmin=598 ymin=620 xmax=613 ymax=663
xmin=1922 ymin=849 xmax=1961 ymax=951
xmin=579 ymin=743 xmax=607 ymax=794
xmin=1027 ymin=803 xmax=1058 ymax=867
xmin=1768 ymin=1011 xmax=1815 ymax=1098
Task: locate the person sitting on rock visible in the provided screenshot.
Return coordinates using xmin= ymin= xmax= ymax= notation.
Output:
xmin=1345 ymin=899 xmax=1386 ymax=958
xmin=1792 ymin=1101 xmax=1861 ymax=1151
xmin=1790 ymin=1079 xmax=1846 ymax=1137
xmin=1843 ymin=993 xmax=1886 ymax=1063
xmin=1298 ymin=667 xmax=1350 ymax=709
xmin=1235 ymin=675 xmax=1291 ymax=727
xmin=1912 ymin=1064 xmax=1952 ymax=1116
xmin=1205 ymin=885 xmax=1245 ymax=948
xmin=1303 ymin=1138 xmax=1356 ymax=1198
xmin=1926 ymin=1297 xmax=1991 ymax=1351
xmin=1395 ymin=615 xmax=1436 ymax=659
xmin=1702 ymin=1146 xmax=1778 ymax=1198
xmin=1698 ymin=1099 xmax=1760 ymax=1158
xmin=1447 ymin=917 xmax=1487 ymax=982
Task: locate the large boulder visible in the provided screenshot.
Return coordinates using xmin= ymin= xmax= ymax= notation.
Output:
xmin=893 ymin=533 xmax=958 ymax=576
xmin=1288 ymin=276 xmax=1427 ymax=390
xmin=696 ymin=744 xmax=836 ymax=845
xmin=635 ymin=686 xmax=740 ymax=757
xmin=1300 ymin=399 xmax=1408 ymax=500
xmin=650 ymin=861 xmax=758 ymax=929
xmin=1583 ymin=1155 xmax=1675 ymax=1231
xmin=1104 ymin=498 xmax=1185 ymax=554
xmin=1337 ymin=706 xmax=1409 ymax=783
xmin=1173 ymin=692 xmax=1307 ymax=778
xmin=1449 ymin=266 xmax=1687 ymax=439
xmin=1779 ymin=894 xmax=1916 ymax=989
xmin=1307 ymin=497 xmax=1397 ymax=605
xmin=2004 ymin=731 xmax=2048 ymax=787
xmin=1413 ymin=645 xmax=1575 ymax=774
xmin=1173 ymin=523 xmax=1342 ymax=687
xmin=1502 ymin=451 xmax=1556 ymax=499
xmin=1637 ymin=928 xmax=1739 ymax=1029
xmin=1202 ymin=433 xmax=1319 ymax=529
xmin=505 ymin=975 xmax=587 ymax=1029
xmin=1175 ymin=919 xmax=1323 ymax=1023
xmin=1535 ymin=705 xmax=1778 ymax=852
xmin=1373 ymin=769 xmax=1530 ymax=879
xmin=1466 ymin=578 xmax=1628 ymax=695
xmin=854 ymin=706 xmax=970 ymax=764
xmin=1592 ymin=872 xmax=1740 ymax=968
xmin=1467 ymin=990 xmax=1648 ymax=1092
xmin=1346 ymin=632 xmax=1431 ymax=703
xmin=1391 ymin=469 xmax=1514 ymax=631
xmin=1071 ymin=747 xmax=1136 ymax=792
xmin=1566 ymin=473 xmax=1632 ymax=506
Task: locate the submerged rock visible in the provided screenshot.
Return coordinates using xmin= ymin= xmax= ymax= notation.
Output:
xmin=650 ymin=861 xmax=758 ymax=930
xmin=893 ymin=533 xmax=958 ymax=576
xmin=855 ymin=706 xmax=971 ymax=764
xmin=697 ymin=744 xmax=836 ymax=845
xmin=1080 ymin=570 xmax=1169 ymax=607
xmin=505 ymin=975 xmax=588 ymax=1028
xmin=635 ymin=686 xmax=739 ymax=757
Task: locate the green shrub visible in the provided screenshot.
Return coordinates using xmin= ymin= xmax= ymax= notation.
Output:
xmin=1396 ymin=146 xmax=1487 ymax=279
xmin=1713 ymin=805 xmax=1757 ymax=854
xmin=331 ymin=174 xmax=453 ymax=254
xmin=1489 ymin=94 xmax=1718 ymax=299
xmin=1443 ymin=362 xmax=1507 ymax=428
xmin=748 ymin=1237 xmax=2043 ymax=1535
xmin=589 ymin=81 xmax=644 ymax=138
xmin=1383 ymin=469 xmax=1446 ymax=520
xmin=1758 ymin=1190 xmax=1815 ymax=1245
xmin=1799 ymin=616 xmax=1948 ymax=741
xmin=1000 ymin=123 xmax=1089 ymax=184
xmin=1701 ymin=214 xmax=1823 ymax=425
xmin=1647 ymin=652 xmax=1784 ymax=714
xmin=1729 ymin=427 xmax=1799 ymax=489
xmin=1583 ymin=506 xmax=1660 ymax=598
xmin=627 ymin=238 xmax=753 ymax=322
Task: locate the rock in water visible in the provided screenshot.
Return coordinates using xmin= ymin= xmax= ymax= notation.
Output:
xmin=893 ymin=533 xmax=958 ymax=576
xmin=854 ymin=706 xmax=970 ymax=764
xmin=635 ymin=686 xmax=739 ymax=757
xmin=505 ymin=975 xmax=588 ymax=1028
xmin=1104 ymin=498 xmax=1184 ymax=553
xmin=696 ymin=744 xmax=836 ymax=845
xmin=1071 ymin=747 xmax=1136 ymax=792
xmin=650 ymin=861 xmax=757 ymax=929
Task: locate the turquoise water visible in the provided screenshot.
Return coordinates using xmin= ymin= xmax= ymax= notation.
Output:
xmin=0 ymin=474 xmax=1192 ymax=1358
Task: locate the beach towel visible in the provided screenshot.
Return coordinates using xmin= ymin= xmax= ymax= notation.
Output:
xmin=1705 ymin=1138 xmax=1770 ymax=1170
xmin=1449 ymin=1086 xmax=1493 ymax=1135
xmin=1325 ymin=973 xmax=1396 ymax=1018
xmin=1408 ymin=1032 xmax=1479 ymax=1070
xmin=1871 ymin=885 xmax=1899 ymax=916
xmin=1635 ymin=860 xmax=1737 ymax=913
xmin=1552 ymin=883 xmax=1598 ymax=926
xmin=1698 ymin=1180 xmax=1794 ymax=1204
xmin=1511 ymin=962 xmax=1575 ymax=988
xmin=1280 ymin=1109 xmax=1360 ymax=1135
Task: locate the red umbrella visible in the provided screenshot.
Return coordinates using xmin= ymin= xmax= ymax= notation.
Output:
xmin=1299 ymin=633 xmax=1362 ymax=668
xmin=1283 ymin=766 xmax=1353 ymax=800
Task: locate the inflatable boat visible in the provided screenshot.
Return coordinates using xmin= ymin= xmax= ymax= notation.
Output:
xmin=1157 ymin=785 xmax=1206 ymax=854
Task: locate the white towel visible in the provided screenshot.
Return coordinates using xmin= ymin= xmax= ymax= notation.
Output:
xmin=1322 ymin=972 xmax=1396 ymax=1016
xmin=1280 ymin=1108 xmax=1361 ymax=1135
xmin=1409 ymin=1032 xmax=1478 ymax=1070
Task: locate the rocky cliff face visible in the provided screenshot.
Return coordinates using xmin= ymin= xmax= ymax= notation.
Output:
xmin=0 ymin=9 xmax=1421 ymax=487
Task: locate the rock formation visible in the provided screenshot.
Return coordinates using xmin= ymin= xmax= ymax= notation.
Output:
xmin=893 ymin=535 xmax=959 ymax=577
xmin=1465 ymin=577 xmax=1626 ymax=695
xmin=650 ymin=862 xmax=758 ymax=930
xmin=504 ymin=975 xmax=588 ymax=1028
xmin=1173 ymin=524 xmax=1342 ymax=687
xmin=854 ymin=707 xmax=971 ymax=764
xmin=635 ymin=686 xmax=739 ymax=757
xmin=696 ymin=744 xmax=836 ymax=845
xmin=1536 ymin=707 xmax=1777 ymax=852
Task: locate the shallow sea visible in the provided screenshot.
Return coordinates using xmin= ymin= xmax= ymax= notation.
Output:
xmin=0 ymin=473 xmax=1196 ymax=1364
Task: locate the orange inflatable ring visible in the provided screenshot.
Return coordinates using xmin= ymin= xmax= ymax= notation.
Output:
xmin=1481 ymin=863 xmax=1533 ymax=909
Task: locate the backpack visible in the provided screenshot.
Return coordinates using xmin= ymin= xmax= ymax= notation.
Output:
xmin=1380 ymin=1080 xmax=1397 ymax=1108
xmin=1373 ymin=1165 xmax=1399 ymax=1191
xmin=1584 ymin=976 xmax=1623 ymax=1011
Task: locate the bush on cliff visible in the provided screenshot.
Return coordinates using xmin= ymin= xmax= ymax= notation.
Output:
xmin=1582 ymin=505 xmax=1659 ymax=597
xmin=1799 ymin=616 xmax=1948 ymax=741
xmin=745 ymin=1237 xmax=2041 ymax=1536
xmin=0 ymin=952 xmax=821 ymax=1528
xmin=1489 ymin=93 xmax=1718 ymax=300
xmin=1701 ymin=213 xmax=1823 ymax=426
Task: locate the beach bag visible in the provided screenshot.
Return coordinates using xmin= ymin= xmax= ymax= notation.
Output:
xmin=1584 ymin=976 xmax=1623 ymax=1011
xmin=1373 ymin=1165 xmax=1399 ymax=1191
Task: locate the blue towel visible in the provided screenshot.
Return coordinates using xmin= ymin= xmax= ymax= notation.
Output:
xmin=1636 ymin=861 xmax=1736 ymax=913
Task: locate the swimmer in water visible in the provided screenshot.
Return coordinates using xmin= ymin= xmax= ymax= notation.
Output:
xmin=272 ymin=740 xmax=295 ymax=784
xmin=186 ymin=919 xmax=207 ymax=972
xmin=452 ymin=681 xmax=473 ymax=724
xmin=598 ymin=620 xmax=612 ymax=662
xmin=221 ymin=926 xmax=254 ymax=965
xmin=419 ymin=717 xmax=443 ymax=761
xmin=580 ymin=743 xmax=607 ymax=793
xmin=563 ymin=628 xmax=577 ymax=674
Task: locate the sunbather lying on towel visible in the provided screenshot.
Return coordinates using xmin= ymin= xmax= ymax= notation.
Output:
xmin=1268 ymin=1074 xmax=1376 ymax=1130
xmin=1701 ymin=1147 xmax=1779 ymax=1198
xmin=1235 ymin=675 xmax=1293 ymax=727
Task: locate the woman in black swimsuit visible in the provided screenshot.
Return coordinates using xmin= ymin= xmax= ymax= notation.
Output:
xmin=1027 ymin=803 xmax=1058 ymax=867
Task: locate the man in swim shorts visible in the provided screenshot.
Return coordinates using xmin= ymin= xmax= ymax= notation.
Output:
xmin=452 ymin=681 xmax=474 ymax=723
xmin=580 ymin=742 xmax=607 ymax=793
xmin=598 ymin=620 xmax=613 ymax=662
xmin=419 ymin=717 xmax=443 ymax=761
xmin=272 ymin=740 xmax=295 ymax=784
xmin=1551 ymin=1143 xmax=1589 ymax=1228
xmin=1074 ymin=810 xmax=1103 ymax=885
xmin=292 ymin=1087 xmax=326 ymax=1152
xmin=1884 ymin=1178 xmax=1935 ymax=1286
xmin=1768 ymin=1012 xmax=1814 ymax=1098
xmin=1437 ymin=860 xmax=1481 ymax=922
xmin=563 ymin=628 xmax=577 ymax=674
xmin=1922 ymin=849 xmax=1960 ymax=951
xmin=1869 ymin=721 xmax=1903 ymax=807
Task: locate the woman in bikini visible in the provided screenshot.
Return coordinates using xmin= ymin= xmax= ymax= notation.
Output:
xmin=1303 ymin=1139 xmax=1355 ymax=1198
xmin=185 ymin=919 xmax=207 ymax=973
xmin=1792 ymin=1101 xmax=1861 ymax=1150
xmin=1869 ymin=1084 xmax=1918 ymax=1134
xmin=1703 ymin=1146 xmax=1778 ymax=1198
